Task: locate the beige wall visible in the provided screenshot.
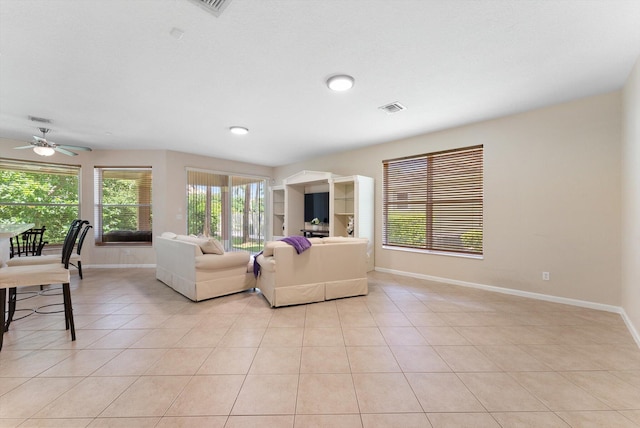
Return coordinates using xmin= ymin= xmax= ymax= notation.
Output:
xmin=622 ymin=57 xmax=640 ymax=335
xmin=0 ymin=141 xmax=272 ymax=266
xmin=0 ymin=87 xmax=628 ymax=310
xmin=275 ymin=92 xmax=623 ymax=306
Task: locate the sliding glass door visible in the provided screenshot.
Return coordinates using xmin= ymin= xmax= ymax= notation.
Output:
xmin=187 ymin=168 xmax=266 ymax=253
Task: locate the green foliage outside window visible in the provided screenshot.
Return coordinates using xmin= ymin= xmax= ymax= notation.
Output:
xmin=0 ymin=167 xmax=80 ymax=244
xmin=101 ymin=177 xmax=149 ymax=233
xmin=186 ymin=170 xmax=265 ymax=254
xmin=385 ymin=212 xmax=483 ymax=253
xmin=187 ymin=192 xmax=221 ymax=238
xmin=460 ymin=230 xmax=483 ymax=253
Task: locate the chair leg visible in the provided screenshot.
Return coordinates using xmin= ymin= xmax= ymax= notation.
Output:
xmin=62 ymin=282 xmax=76 ymax=341
xmin=78 ymin=261 xmax=83 ymax=280
xmin=1 ymin=288 xmax=5 ymax=351
xmin=5 ymin=288 xmax=17 ymax=331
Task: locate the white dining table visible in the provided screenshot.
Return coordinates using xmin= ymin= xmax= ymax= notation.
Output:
xmin=0 ymin=223 xmax=34 ymax=266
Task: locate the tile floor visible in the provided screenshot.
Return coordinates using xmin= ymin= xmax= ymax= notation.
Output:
xmin=1 ymin=268 xmax=639 ymax=427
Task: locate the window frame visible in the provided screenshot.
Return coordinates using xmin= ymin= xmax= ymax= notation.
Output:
xmin=94 ymin=166 xmax=153 ymax=246
xmin=382 ymin=145 xmax=484 ymax=257
xmin=0 ymin=157 xmax=81 ymax=245
xmin=186 ymin=168 xmax=267 ymax=254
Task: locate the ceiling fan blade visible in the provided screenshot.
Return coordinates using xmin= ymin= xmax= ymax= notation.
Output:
xmin=14 ymin=145 xmax=34 ymax=150
xmin=58 ymin=144 xmax=92 ymax=152
xmin=33 ymin=136 xmax=47 ymax=144
xmin=54 ymin=147 xmax=78 ymax=156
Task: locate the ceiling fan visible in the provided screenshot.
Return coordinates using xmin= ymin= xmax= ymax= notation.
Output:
xmin=14 ymin=128 xmax=92 ymax=157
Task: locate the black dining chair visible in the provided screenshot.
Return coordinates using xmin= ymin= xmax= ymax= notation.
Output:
xmin=0 ymin=219 xmax=83 ymax=350
xmin=9 ymin=226 xmax=48 ymax=258
xmin=7 ymin=220 xmax=86 ymax=265
xmin=70 ymin=223 xmax=92 ymax=279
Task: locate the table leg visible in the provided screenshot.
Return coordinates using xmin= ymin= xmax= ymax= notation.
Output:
xmin=5 ymin=287 xmax=16 ymax=331
xmin=1 ymin=288 xmax=5 ymax=350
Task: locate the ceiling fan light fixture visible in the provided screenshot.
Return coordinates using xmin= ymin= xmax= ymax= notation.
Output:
xmin=327 ymin=74 xmax=354 ymax=91
xmin=229 ymin=126 xmax=249 ymax=135
xmin=33 ymin=146 xmax=55 ymax=156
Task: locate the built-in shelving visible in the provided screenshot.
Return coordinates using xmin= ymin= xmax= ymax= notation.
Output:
xmin=269 ymin=171 xmax=375 ymax=271
xmin=270 ymin=185 xmax=285 ymax=239
xmin=330 ymin=175 xmax=374 ymax=270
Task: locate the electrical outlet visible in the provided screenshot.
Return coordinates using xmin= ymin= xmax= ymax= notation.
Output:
xmin=542 ymin=272 xmax=550 ymax=281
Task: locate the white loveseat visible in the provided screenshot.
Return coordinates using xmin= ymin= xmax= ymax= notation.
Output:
xmin=255 ymin=237 xmax=369 ymax=307
xmin=155 ymin=233 xmax=255 ymax=301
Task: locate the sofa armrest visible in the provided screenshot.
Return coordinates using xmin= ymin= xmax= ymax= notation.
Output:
xmin=155 ymin=236 xmax=199 ymax=281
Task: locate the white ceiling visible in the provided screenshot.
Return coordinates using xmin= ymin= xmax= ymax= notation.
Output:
xmin=1 ymin=0 xmax=639 ymax=167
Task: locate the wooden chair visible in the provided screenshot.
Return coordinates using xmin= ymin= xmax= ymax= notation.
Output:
xmin=0 ymin=220 xmax=83 ymax=350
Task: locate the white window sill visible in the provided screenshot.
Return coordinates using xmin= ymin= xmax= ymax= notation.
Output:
xmin=382 ymin=245 xmax=484 ymax=260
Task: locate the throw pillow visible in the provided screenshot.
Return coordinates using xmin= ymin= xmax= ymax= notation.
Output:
xmin=200 ymin=237 xmax=225 ymax=255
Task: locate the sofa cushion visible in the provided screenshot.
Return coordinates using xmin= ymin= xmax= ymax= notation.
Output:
xmin=175 ymin=234 xmax=224 ymax=255
xmin=161 ymin=231 xmax=177 ymax=239
xmin=200 ymin=237 xmax=225 ymax=255
xmin=262 ymin=237 xmax=324 ymax=257
xmin=322 ymin=237 xmax=368 ymax=244
xmin=195 ymin=251 xmax=250 ymax=270
xmin=103 ymin=230 xmax=152 ymax=242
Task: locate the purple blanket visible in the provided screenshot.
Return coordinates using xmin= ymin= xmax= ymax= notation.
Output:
xmin=253 ymin=235 xmax=312 ymax=277
xmin=281 ymin=235 xmax=312 ymax=254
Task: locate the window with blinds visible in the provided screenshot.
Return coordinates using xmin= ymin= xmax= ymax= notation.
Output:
xmin=0 ymin=158 xmax=81 ymax=245
xmin=382 ymin=145 xmax=483 ymax=255
xmin=187 ymin=169 xmax=266 ymax=253
xmin=94 ymin=167 xmax=152 ymax=245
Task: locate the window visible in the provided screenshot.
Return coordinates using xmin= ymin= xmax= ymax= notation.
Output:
xmin=382 ymin=145 xmax=483 ymax=255
xmin=187 ymin=169 xmax=266 ymax=253
xmin=0 ymin=158 xmax=80 ymax=244
xmin=94 ymin=167 xmax=152 ymax=245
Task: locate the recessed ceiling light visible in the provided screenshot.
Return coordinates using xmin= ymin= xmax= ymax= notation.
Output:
xmin=327 ymin=74 xmax=355 ymax=91
xmin=229 ymin=126 xmax=249 ymax=135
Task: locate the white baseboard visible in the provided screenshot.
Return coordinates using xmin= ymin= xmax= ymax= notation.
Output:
xmin=374 ymin=267 xmax=640 ymax=347
xmin=620 ymin=309 xmax=640 ymax=348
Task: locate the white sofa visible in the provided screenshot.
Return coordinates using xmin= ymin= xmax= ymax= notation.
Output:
xmin=256 ymin=237 xmax=369 ymax=307
xmin=155 ymin=234 xmax=255 ymax=301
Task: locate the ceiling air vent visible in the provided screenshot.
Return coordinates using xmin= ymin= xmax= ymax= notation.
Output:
xmin=28 ymin=115 xmax=52 ymax=124
xmin=378 ymin=102 xmax=406 ymax=114
xmin=188 ymin=0 xmax=233 ymax=17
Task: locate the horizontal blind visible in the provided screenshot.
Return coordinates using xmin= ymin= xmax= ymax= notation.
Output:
xmin=0 ymin=158 xmax=80 ymax=244
xmin=94 ymin=167 xmax=152 ymax=244
xmin=383 ymin=145 xmax=483 ymax=255
xmin=0 ymin=158 xmax=80 ymax=176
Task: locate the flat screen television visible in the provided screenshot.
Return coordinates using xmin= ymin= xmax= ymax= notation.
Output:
xmin=304 ymin=192 xmax=329 ymax=224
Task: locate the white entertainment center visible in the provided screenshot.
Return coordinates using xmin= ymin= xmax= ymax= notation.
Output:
xmin=269 ymin=170 xmax=374 ymax=270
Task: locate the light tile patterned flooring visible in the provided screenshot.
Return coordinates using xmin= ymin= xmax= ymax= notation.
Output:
xmin=1 ymin=268 xmax=639 ymax=427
